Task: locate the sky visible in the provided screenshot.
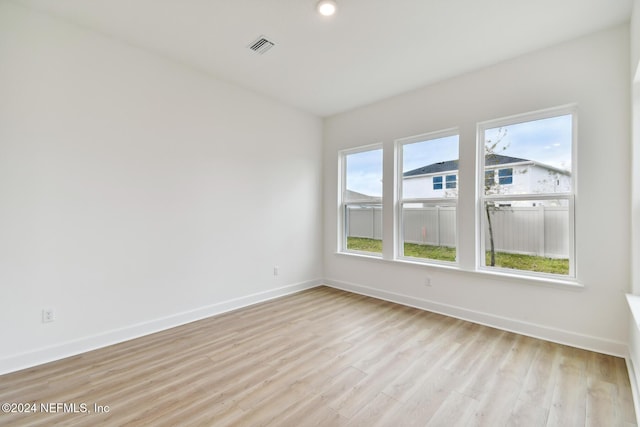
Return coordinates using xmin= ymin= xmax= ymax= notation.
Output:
xmin=345 ymin=149 xmax=383 ymax=198
xmin=485 ymin=114 xmax=572 ymax=171
xmin=403 ymin=135 xmax=459 ymax=173
xmin=345 ymin=114 xmax=572 ymax=198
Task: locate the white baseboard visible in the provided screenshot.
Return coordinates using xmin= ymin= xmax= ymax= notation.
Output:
xmin=626 ymin=356 xmax=640 ymax=425
xmin=0 ymin=279 xmax=322 ymax=376
xmin=1 ymin=277 xmax=629 ymax=376
xmin=324 ymin=278 xmax=628 ymax=357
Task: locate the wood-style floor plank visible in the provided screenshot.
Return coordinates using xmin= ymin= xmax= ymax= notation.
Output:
xmin=0 ymin=286 xmax=635 ymax=426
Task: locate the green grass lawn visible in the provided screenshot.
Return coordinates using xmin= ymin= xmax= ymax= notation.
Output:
xmin=347 ymin=237 xmax=384 ymax=253
xmin=405 ymin=242 xmax=456 ymax=262
xmin=346 ymin=237 xmax=569 ymax=275
xmin=486 ymin=252 xmax=569 ymax=275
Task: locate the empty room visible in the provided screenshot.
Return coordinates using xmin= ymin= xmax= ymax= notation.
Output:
xmin=2 ymin=0 xmax=640 ymax=425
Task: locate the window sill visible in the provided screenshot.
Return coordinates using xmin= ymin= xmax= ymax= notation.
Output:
xmin=627 ymin=294 xmax=640 ymax=329
xmin=394 ymin=256 xmax=460 ymax=271
xmin=334 ymin=251 xmax=584 ymax=290
xmin=472 ymin=267 xmax=582 ymax=290
xmin=337 ymin=250 xmax=383 ymax=260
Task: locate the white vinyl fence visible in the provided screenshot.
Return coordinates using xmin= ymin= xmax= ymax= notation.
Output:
xmin=403 ymin=206 xmax=456 ymax=248
xmin=346 ymin=206 xmax=569 ymax=259
xmin=483 ymin=206 xmax=569 ymax=259
xmin=347 ymin=206 xmax=383 ymax=240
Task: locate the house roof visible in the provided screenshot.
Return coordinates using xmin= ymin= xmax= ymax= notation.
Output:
xmin=403 ymin=154 xmax=530 ymax=177
xmin=345 ymin=190 xmax=380 ymax=201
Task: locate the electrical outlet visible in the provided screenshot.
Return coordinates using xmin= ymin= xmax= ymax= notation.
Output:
xmin=273 ymin=266 xmax=279 ymax=276
xmin=424 ymin=277 xmax=432 ymax=287
xmin=42 ymin=308 xmax=55 ymax=323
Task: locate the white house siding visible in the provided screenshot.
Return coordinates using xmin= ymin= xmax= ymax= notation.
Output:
xmin=402 ymin=164 xmax=570 ymax=200
xmin=402 ymin=174 xmax=455 ymax=199
xmin=527 ymin=165 xmax=572 ymax=194
xmin=486 ymin=164 xmax=531 ymax=195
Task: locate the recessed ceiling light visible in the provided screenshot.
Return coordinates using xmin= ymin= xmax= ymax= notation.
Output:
xmin=317 ymin=0 xmax=337 ymax=16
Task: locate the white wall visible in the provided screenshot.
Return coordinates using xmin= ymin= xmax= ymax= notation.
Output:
xmin=627 ymin=0 xmax=640 ymax=411
xmin=324 ymin=25 xmax=631 ymax=355
xmin=0 ymin=2 xmax=323 ymax=373
xmin=630 ymin=0 xmax=640 ymax=296
xmin=632 ymin=0 xmax=640 ymax=75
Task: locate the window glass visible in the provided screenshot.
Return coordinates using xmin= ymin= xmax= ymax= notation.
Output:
xmin=483 ymin=199 xmax=570 ymax=275
xmin=433 ymin=176 xmax=443 ymax=190
xmin=485 ymin=170 xmax=495 ymax=187
xmin=400 ymin=133 xmax=459 ymax=263
xmin=445 ymin=174 xmax=457 ymax=189
xmin=342 ymin=147 xmax=383 ymax=254
xmin=480 ymin=110 xmax=574 ymax=277
xmin=498 ymin=168 xmax=513 ymax=185
xmin=484 ymin=114 xmax=572 ymax=196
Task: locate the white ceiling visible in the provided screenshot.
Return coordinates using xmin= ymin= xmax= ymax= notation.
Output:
xmin=17 ymin=0 xmax=633 ymax=117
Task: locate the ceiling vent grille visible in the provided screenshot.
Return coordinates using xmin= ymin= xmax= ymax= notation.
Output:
xmin=248 ymin=36 xmax=275 ymax=55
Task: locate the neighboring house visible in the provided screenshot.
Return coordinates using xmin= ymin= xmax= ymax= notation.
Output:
xmin=402 ymin=154 xmax=571 ymax=200
xmin=344 ymin=189 xmax=381 ymax=202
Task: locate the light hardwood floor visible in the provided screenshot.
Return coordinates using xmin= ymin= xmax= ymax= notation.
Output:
xmin=0 ymin=286 xmax=636 ymax=426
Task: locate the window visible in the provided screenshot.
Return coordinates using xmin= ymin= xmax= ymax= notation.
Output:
xmin=498 ymin=168 xmax=513 ymax=185
xmin=433 ymin=176 xmax=443 ymax=190
xmin=445 ymin=174 xmax=457 ymax=189
xmin=340 ymin=145 xmax=383 ymax=255
xmin=398 ymin=130 xmax=459 ymax=263
xmin=478 ymin=106 xmax=575 ymax=278
xmin=485 ymin=170 xmax=495 ymax=187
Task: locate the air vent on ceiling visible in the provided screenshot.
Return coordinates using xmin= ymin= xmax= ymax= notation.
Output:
xmin=248 ymin=36 xmax=275 ymax=55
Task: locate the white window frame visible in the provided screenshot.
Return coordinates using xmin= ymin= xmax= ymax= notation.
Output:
xmin=338 ymin=143 xmax=384 ymax=257
xmin=476 ymin=105 xmax=577 ymax=280
xmin=396 ymin=128 xmax=459 ymax=265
